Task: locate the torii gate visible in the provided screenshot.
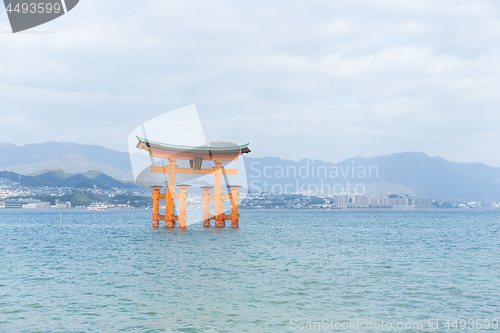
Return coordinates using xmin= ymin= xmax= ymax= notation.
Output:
xmin=136 ymin=137 xmax=250 ymax=228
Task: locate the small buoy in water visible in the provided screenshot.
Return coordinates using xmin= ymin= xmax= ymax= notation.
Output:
xmin=60 ymin=213 xmax=62 ymax=227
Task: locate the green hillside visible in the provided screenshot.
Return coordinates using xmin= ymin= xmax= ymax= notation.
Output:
xmin=0 ymin=170 xmax=136 ymax=189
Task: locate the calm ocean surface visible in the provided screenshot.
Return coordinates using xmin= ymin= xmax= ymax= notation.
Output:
xmin=1 ymin=209 xmax=499 ymax=332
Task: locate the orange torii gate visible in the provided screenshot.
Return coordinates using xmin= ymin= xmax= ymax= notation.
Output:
xmin=136 ymin=137 xmax=250 ymax=228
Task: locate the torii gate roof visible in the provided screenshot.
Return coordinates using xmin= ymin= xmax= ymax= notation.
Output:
xmin=136 ymin=136 xmax=251 ymax=160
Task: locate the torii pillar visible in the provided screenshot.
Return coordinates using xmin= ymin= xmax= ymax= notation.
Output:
xmin=214 ymin=160 xmax=225 ymax=227
xmin=150 ymin=185 xmax=163 ymax=228
xmin=165 ymin=158 xmax=177 ymax=228
xmin=177 ymin=184 xmax=190 ymax=228
xmin=201 ymin=186 xmax=213 ymax=227
xmin=229 ymin=185 xmax=242 ymax=228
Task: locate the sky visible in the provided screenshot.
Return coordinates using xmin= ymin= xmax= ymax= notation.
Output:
xmin=1 ymin=0 xmax=500 ymax=165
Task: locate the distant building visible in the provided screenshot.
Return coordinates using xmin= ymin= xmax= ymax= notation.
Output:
xmin=414 ymin=197 xmax=432 ymax=208
xmin=4 ymin=199 xmax=39 ymax=209
xmin=333 ymin=194 xmax=349 ymax=208
xmin=23 ymin=202 xmax=51 ymax=209
xmin=481 ymin=202 xmax=492 ymax=209
xmin=368 ymin=197 xmax=379 ymax=208
xmin=378 ymin=197 xmax=392 ymax=208
xmin=116 ymin=204 xmax=132 ymax=209
xmin=354 ymin=195 xmax=368 ymax=208
xmin=0 ymin=201 xmax=5 ymax=209
xmin=55 ymin=199 xmax=71 ymax=209
xmin=390 ymin=197 xmax=409 ymax=206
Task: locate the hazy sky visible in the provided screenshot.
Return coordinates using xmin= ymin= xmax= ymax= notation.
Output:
xmin=1 ymin=0 xmax=500 ymax=165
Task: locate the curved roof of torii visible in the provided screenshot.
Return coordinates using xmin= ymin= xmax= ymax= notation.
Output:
xmin=136 ymin=136 xmax=251 ymax=159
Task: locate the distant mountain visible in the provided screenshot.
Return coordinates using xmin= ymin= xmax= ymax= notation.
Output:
xmin=244 ymin=153 xmax=500 ymax=202
xmin=0 ymin=142 xmax=132 ymax=180
xmin=0 ymin=170 xmax=135 ymax=189
xmin=1 ymin=141 xmax=499 ymax=201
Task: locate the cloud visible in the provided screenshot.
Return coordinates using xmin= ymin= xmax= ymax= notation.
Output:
xmin=1 ymin=0 xmax=500 ymax=165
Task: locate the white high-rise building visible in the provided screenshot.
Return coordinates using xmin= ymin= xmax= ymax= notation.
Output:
xmin=390 ymin=197 xmax=409 ymax=206
xmin=368 ymin=197 xmax=379 ymax=208
xmin=414 ymin=197 xmax=432 ymax=208
xmin=333 ymin=194 xmax=349 ymax=208
xmin=354 ymin=195 xmax=368 ymax=208
xmin=378 ymin=197 xmax=391 ymax=207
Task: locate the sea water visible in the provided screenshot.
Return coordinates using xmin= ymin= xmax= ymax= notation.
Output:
xmin=0 ymin=209 xmax=499 ymax=332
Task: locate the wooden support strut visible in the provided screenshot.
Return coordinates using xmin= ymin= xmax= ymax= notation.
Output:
xmin=201 ymin=186 xmax=213 ymax=227
xmin=214 ymin=161 xmax=225 ymax=227
xmin=165 ymin=158 xmax=177 ymax=228
xmin=151 ymin=165 xmax=238 ymax=175
xmin=151 ymin=186 xmax=163 ymax=227
xmin=229 ymin=186 xmax=241 ymax=228
xmin=177 ymin=185 xmax=190 ymax=228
